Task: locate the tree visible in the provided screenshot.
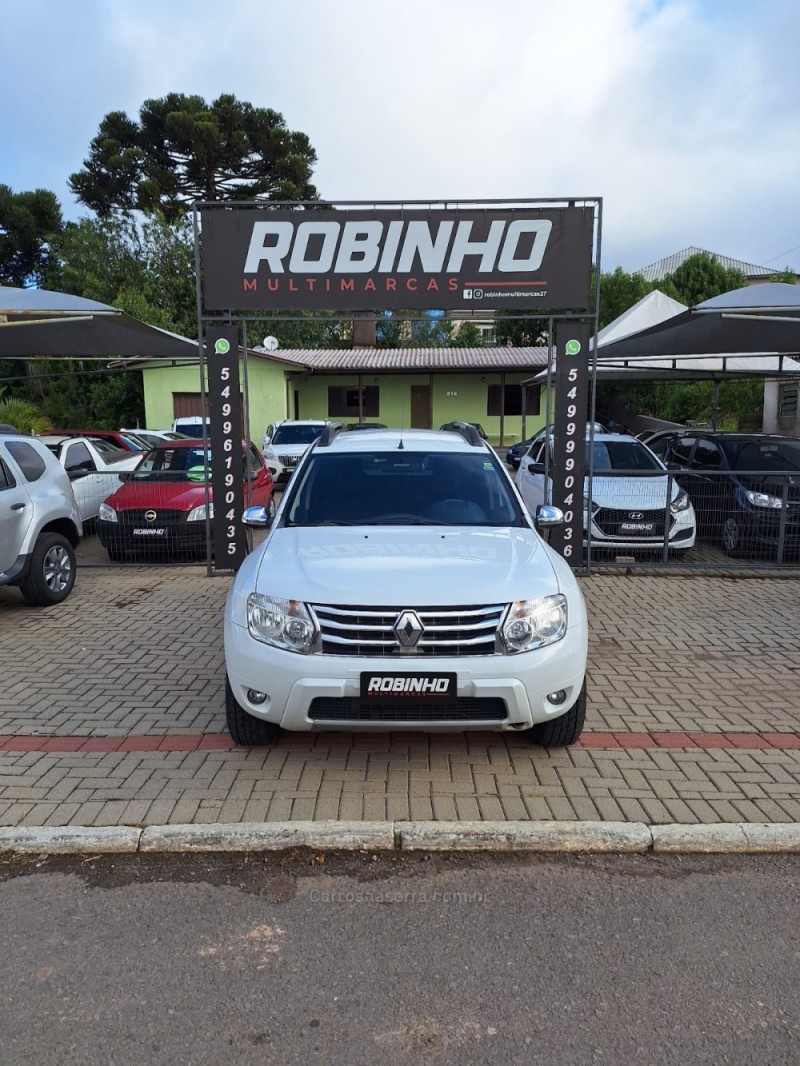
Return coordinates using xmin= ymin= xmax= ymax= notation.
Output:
xmin=494 ymin=310 xmax=549 ymax=346
xmin=69 ymin=93 xmax=319 ymax=222
xmin=450 ymin=321 xmax=485 ymax=347
xmin=0 ymin=391 xmax=52 ymax=434
xmin=769 ymin=268 xmax=798 ymax=284
xmin=0 ymin=184 xmax=63 ymax=287
xmin=665 ymin=252 xmax=746 ymax=307
xmin=598 ymin=266 xmax=654 ymax=329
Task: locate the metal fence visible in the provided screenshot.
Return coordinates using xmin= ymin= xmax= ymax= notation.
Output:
xmin=583 ymin=468 xmax=800 ymax=570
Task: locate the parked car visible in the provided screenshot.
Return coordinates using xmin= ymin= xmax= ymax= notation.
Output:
xmin=516 ymin=432 xmax=696 ymax=553
xmin=635 ymin=428 xmax=684 ymax=460
xmin=97 ymin=439 xmax=274 ymax=561
xmin=171 ymin=416 xmax=210 ymax=439
xmin=664 ymin=431 xmax=800 ymax=557
xmin=223 ymin=425 xmax=588 ymax=747
xmin=40 ymin=435 xmax=141 ymax=522
xmin=40 ymin=429 xmax=148 ymax=453
xmin=261 ymin=420 xmax=328 ymax=483
xmin=0 ymin=428 xmax=82 ymax=606
xmin=506 ymin=423 xmax=607 ymax=469
xmin=346 ymin=422 xmax=389 ymax=431
xmin=120 ymin=428 xmax=191 ymax=447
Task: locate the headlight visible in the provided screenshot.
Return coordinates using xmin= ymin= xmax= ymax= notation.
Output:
xmin=247 ymin=594 xmax=318 ymax=654
xmin=98 ymin=502 xmax=118 ymax=523
xmin=263 ymin=449 xmax=278 ymax=463
xmin=187 ymin=503 xmax=214 ymax=521
xmin=670 ymin=489 xmax=691 ymax=515
xmin=501 ymin=594 xmax=567 ymax=654
xmin=745 ymin=490 xmax=783 ymax=509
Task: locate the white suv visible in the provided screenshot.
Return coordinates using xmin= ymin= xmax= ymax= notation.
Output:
xmin=0 ymin=428 xmax=83 ymax=606
xmin=224 ymin=424 xmax=589 ymax=746
xmin=261 ymin=420 xmax=328 ymax=483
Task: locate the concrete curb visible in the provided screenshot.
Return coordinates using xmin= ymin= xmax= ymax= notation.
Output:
xmin=398 ymin=821 xmax=651 ymax=852
xmin=3 ymin=821 xmax=800 ymax=856
xmin=139 ymin=821 xmax=396 ymax=852
xmin=0 ymin=825 xmax=141 ymax=854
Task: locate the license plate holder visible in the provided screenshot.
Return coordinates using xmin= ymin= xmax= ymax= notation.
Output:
xmin=133 ymin=528 xmax=166 ymax=535
xmin=360 ymin=672 xmax=457 ymax=705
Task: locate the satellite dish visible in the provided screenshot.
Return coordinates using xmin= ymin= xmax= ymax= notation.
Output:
xmin=262 ymin=336 xmax=280 ymax=351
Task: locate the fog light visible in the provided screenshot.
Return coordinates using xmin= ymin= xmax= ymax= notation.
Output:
xmin=547 ymin=689 xmax=567 ymax=706
xmin=247 ymin=689 xmax=267 ymax=705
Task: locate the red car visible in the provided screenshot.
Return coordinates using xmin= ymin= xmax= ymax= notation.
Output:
xmin=96 ymin=439 xmax=274 ymax=560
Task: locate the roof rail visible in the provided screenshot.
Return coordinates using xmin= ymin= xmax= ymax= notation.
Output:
xmin=448 ymin=421 xmax=484 ymax=448
xmin=0 ymin=424 xmax=20 ymax=434
xmin=317 ymin=421 xmax=346 ymax=447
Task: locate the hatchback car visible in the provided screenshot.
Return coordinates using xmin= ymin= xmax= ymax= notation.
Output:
xmin=223 ymin=425 xmax=588 ymax=747
xmin=664 ymin=432 xmax=800 ymax=557
xmin=97 ymin=439 xmax=274 ymax=560
xmin=516 ymin=433 xmax=696 ymax=553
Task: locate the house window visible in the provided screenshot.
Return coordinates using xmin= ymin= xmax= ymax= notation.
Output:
xmin=486 ymin=384 xmax=540 ymax=416
xmin=328 ymin=386 xmax=379 ymax=418
xmin=779 ymin=383 xmax=798 ymax=418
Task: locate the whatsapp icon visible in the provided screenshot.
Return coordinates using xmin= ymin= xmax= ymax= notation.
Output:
xmin=214 ymin=338 xmax=231 ymax=355
xmin=565 ymin=339 xmax=581 ymax=356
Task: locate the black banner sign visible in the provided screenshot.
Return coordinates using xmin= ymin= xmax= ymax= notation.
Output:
xmin=201 ymin=206 xmax=593 ymax=312
xmin=548 ymin=322 xmax=591 ymax=567
xmin=206 ymin=324 xmax=246 ymax=571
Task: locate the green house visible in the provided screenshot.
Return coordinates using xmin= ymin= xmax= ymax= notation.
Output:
xmin=141 ymin=346 xmax=550 ymax=446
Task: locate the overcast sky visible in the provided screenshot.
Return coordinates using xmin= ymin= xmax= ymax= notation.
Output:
xmin=3 ymin=0 xmax=799 ymax=274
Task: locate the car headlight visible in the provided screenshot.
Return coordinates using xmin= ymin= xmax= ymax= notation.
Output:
xmin=98 ymin=502 xmax=118 ymax=523
xmin=247 ymin=594 xmax=318 ymax=654
xmin=263 ymin=449 xmax=278 ymax=463
xmin=187 ymin=503 xmax=214 ymax=521
xmin=501 ymin=594 xmax=567 ymax=654
xmin=670 ymin=489 xmax=691 ymax=515
xmin=745 ymin=489 xmax=783 ymax=509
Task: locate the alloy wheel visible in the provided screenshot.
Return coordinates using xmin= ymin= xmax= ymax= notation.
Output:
xmin=43 ymin=545 xmax=72 ymax=592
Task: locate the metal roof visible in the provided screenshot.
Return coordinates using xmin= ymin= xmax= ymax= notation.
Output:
xmin=252 ymin=346 xmax=548 ymax=371
xmin=635 ymin=247 xmax=775 ymax=282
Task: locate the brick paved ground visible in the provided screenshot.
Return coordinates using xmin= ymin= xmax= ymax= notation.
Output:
xmin=1 ymin=559 xmax=799 ymax=827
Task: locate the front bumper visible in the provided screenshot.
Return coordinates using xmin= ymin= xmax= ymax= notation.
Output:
xmin=586 ymin=505 xmax=696 ymax=551
xmin=224 ymin=616 xmax=588 ymax=732
xmin=97 ymin=518 xmax=207 ymax=553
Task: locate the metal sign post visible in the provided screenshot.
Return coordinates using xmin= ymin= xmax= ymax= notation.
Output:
xmin=205 ymin=323 xmax=246 ymax=571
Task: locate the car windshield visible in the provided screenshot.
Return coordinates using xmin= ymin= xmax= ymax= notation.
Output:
xmin=272 ymin=425 xmax=325 ymax=445
xmin=88 ymin=439 xmax=130 ymax=462
xmin=722 ymin=439 xmax=800 ymax=472
xmin=284 ymin=450 xmax=526 ymax=527
xmin=176 ymin=423 xmax=207 ymax=438
xmin=588 ymin=441 xmax=664 ymax=473
xmin=132 ymin=446 xmax=212 ymax=482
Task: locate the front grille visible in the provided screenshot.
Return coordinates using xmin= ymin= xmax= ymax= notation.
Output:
xmin=117 ymin=509 xmax=187 ymax=527
xmin=594 ymin=508 xmax=669 ymax=539
xmin=282 ymin=454 xmax=302 ymax=468
xmin=311 ymin=603 xmax=506 ymax=657
xmin=309 ymin=697 xmax=506 ymax=722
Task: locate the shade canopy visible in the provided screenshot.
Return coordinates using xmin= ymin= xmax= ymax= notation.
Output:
xmin=0 ymin=286 xmax=198 ymax=360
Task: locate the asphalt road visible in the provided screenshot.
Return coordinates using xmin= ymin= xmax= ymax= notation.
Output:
xmin=2 ymin=851 xmax=799 ymax=1065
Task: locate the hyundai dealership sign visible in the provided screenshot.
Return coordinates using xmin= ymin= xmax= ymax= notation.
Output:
xmin=200 ymin=206 xmax=593 ymax=311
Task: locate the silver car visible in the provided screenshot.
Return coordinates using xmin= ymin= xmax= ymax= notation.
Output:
xmin=0 ymin=429 xmax=82 ymax=606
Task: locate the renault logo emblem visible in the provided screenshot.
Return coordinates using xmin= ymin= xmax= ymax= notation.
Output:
xmin=145 ymin=510 xmax=157 ymax=522
xmin=394 ymin=610 xmax=424 ymax=648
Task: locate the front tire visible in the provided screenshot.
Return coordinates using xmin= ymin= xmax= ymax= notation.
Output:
xmin=721 ymin=513 xmax=751 ymax=557
xmin=19 ymin=533 xmax=76 ymax=606
xmin=225 ymin=677 xmax=281 ymax=745
xmin=528 ymin=683 xmax=587 ymax=747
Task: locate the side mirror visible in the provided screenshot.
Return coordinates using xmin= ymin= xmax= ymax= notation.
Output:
xmin=243 ymin=504 xmax=272 ymax=528
xmin=527 ymin=461 xmax=546 ymax=474
xmin=667 ymin=462 xmax=681 ymax=472
xmin=535 ymin=504 xmax=565 ymax=529
xmin=119 ymin=471 xmax=132 ymax=482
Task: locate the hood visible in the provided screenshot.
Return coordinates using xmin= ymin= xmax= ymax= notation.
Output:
xmin=270 ymin=442 xmax=314 ymax=457
xmin=105 ymin=478 xmax=212 ymax=511
xmin=585 ymin=474 xmax=680 ymax=510
xmin=254 ymin=526 xmax=558 ymax=605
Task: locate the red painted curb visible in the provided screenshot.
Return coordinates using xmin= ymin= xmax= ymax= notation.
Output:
xmin=2 ymin=731 xmax=800 ymax=754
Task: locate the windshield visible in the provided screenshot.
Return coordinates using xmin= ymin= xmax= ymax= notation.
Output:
xmin=588 ymin=441 xmax=664 ymax=473
xmin=176 ymin=423 xmax=208 ymax=438
xmin=723 ymin=439 xmax=800 ymax=472
xmin=88 ymin=439 xmax=130 ymax=463
xmin=284 ymin=450 xmax=526 ymax=527
xmin=272 ymin=425 xmax=325 ymax=445
xmin=133 ymin=446 xmax=212 ymax=482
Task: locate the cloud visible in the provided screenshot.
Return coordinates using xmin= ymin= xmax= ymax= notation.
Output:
xmin=2 ymin=0 xmax=798 ymax=273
